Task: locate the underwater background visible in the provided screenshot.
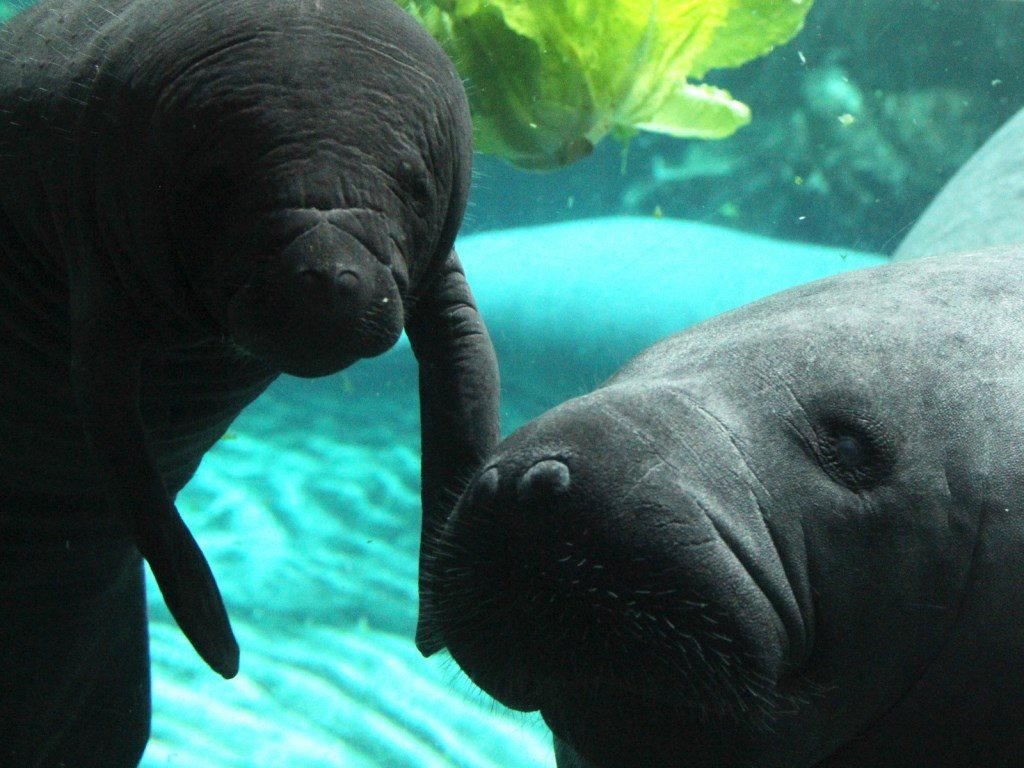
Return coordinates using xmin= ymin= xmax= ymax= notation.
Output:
xmin=2 ymin=0 xmax=1023 ymax=765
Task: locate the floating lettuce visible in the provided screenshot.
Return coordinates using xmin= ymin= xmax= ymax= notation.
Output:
xmin=400 ymin=0 xmax=814 ymax=169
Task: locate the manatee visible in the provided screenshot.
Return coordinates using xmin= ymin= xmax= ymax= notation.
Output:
xmin=428 ymin=246 xmax=1024 ymax=767
xmin=895 ymin=106 xmax=1024 ymax=260
xmin=0 ymin=0 xmax=498 ymax=763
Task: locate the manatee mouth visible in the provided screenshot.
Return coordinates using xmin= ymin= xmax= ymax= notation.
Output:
xmin=438 ymin=526 xmax=798 ymax=767
xmin=436 ymin=475 xmax=798 ymax=766
xmin=443 ymin=535 xmax=801 ymax=768
xmin=438 ymin=514 xmax=793 ymax=705
xmin=537 ymin=685 xmax=785 ymax=768
xmin=226 ymin=215 xmax=406 ymax=377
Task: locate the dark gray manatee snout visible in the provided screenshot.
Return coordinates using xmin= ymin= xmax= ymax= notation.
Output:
xmin=443 ymin=391 xmax=802 ymax=702
xmin=227 ymin=209 xmax=407 ymax=376
xmin=432 ymin=248 xmax=1024 ymax=767
xmin=438 ymin=388 xmax=806 ymax=765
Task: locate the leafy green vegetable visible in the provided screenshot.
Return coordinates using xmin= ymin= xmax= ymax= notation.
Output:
xmin=400 ymin=0 xmax=814 ymax=169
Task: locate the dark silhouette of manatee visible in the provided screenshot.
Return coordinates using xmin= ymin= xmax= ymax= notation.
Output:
xmin=0 ymin=0 xmax=498 ymax=764
xmin=431 ymin=245 xmax=1024 ymax=767
xmin=895 ymin=106 xmax=1024 ymax=260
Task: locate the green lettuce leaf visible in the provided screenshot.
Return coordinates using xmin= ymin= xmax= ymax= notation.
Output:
xmin=400 ymin=0 xmax=813 ymax=169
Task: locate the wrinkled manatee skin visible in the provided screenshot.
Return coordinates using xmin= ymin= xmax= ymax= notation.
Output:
xmin=0 ymin=0 xmax=498 ymax=764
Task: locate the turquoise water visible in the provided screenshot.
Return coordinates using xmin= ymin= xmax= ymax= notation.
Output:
xmin=143 ymin=218 xmax=883 ymax=767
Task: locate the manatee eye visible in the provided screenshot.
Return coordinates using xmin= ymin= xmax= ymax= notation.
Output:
xmin=815 ymin=411 xmax=895 ymax=490
xmin=394 ymin=158 xmax=433 ymax=211
xmin=834 ymin=434 xmax=864 ymax=468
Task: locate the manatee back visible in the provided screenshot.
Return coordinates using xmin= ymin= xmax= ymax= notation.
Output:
xmin=0 ymin=0 xmax=278 ymax=495
xmin=894 ymin=108 xmax=1024 ymax=260
xmin=617 ymin=245 xmax=1024 ymax=382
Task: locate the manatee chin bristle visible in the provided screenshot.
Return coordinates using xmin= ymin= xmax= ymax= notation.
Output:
xmin=606 ymin=592 xmax=799 ymax=733
xmin=420 ymin=497 xmax=504 ymax=622
xmin=610 ymin=647 xmax=793 ymax=737
xmin=442 ymin=464 xmax=487 ymax=510
xmin=226 ymin=335 xmax=263 ymax=364
xmin=353 ymin=297 xmax=404 ymax=357
xmin=421 ymin=492 xmax=498 ymax=567
xmin=436 ymin=507 xmax=799 ymax=730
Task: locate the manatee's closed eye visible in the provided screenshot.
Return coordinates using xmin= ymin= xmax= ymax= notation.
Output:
xmin=814 ymin=408 xmax=897 ymax=490
xmin=393 ymin=157 xmax=434 ymax=213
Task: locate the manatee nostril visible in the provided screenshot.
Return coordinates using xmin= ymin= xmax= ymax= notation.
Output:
xmin=516 ymin=459 xmax=571 ymax=504
xmin=295 ymin=266 xmax=362 ymax=300
xmin=334 ymin=269 xmax=360 ymax=293
xmin=296 ymin=266 xmax=329 ymax=287
xmin=296 ymin=266 xmax=360 ymax=286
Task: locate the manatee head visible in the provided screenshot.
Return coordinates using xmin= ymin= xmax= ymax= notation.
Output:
xmin=89 ymin=0 xmax=471 ymax=376
xmin=429 ymin=263 xmax=997 ymax=767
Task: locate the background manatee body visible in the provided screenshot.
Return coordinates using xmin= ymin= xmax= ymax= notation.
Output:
xmin=433 ymin=246 xmax=1024 ymax=767
xmin=895 ymin=106 xmax=1024 ymax=260
xmin=0 ymin=0 xmax=497 ymax=764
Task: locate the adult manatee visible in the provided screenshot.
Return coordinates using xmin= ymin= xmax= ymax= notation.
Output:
xmin=0 ymin=0 xmax=498 ymax=763
xmin=430 ymin=246 xmax=1024 ymax=767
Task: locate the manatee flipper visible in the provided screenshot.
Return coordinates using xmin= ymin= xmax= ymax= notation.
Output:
xmin=0 ymin=493 xmax=150 ymax=766
xmin=406 ymin=250 xmax=501 ymax=656
xmin=68 ymin=266 xmax=238 ymax=678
